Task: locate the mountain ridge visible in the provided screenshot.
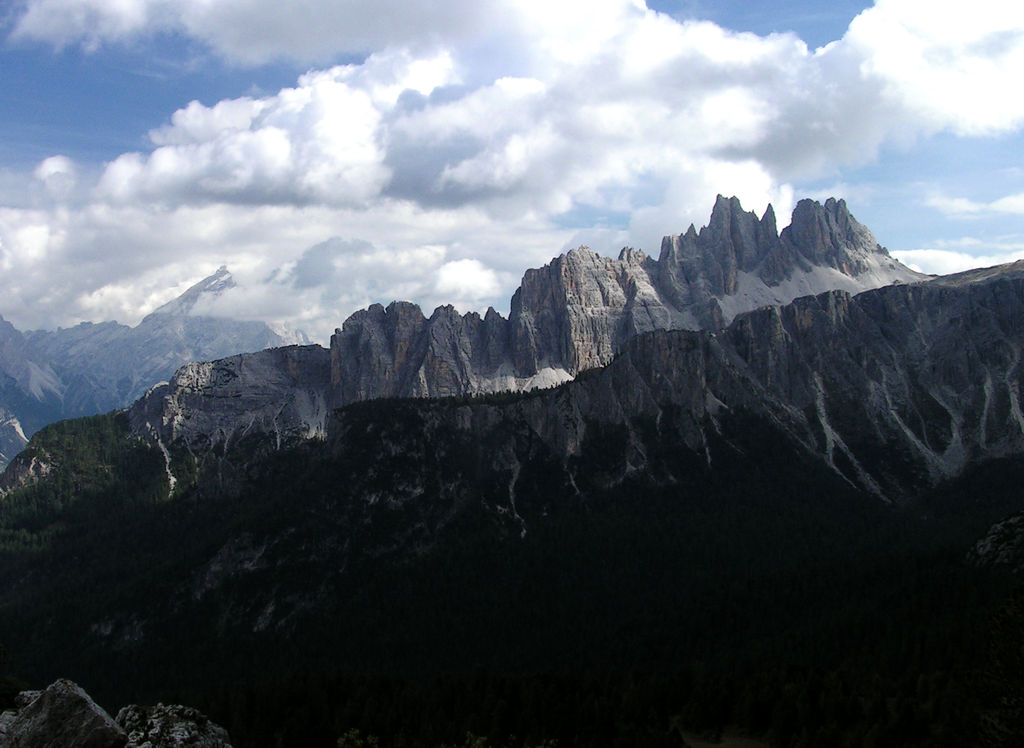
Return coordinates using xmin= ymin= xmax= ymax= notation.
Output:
xmin=105 ymin=256 xmax=1024 ymax=511
xmin=328 ymin=261 xmax=1024 ymax=505
xmin=332 ymin=195 xmax=924 ymax=404
xmin=122 ymin=195 xmax=923 ymax=471
xmin=0 ymin=269 xmax=304 ymax=469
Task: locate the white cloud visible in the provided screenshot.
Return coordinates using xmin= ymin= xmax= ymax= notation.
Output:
xmin=9 ymin=0 xmax=643 ymax=66
xmin=33 ymin=155 xmax=77 ymax=199
xmin=844 ymin=0 xmax=1024 ymax=135
xmin=4 ymin=0 xmax=1024 ymax=338
xmin=927 ymin=191 xmax=1024 ymax=217
xmin=0 ymin=193 xmax=569 ymax=340
xmin=435 ymin=259 xmax=501 ymax=300
xmin=10 ymin=0 xmax=490 ymax=62
xmin=95 ymin=56 xmax=460 ymax=206
xmin=993 ymin=193 xmax=1024 ymax=215
xmin=894 ymin=244 xmax=1024 ymax=275
xmin=10 ymin=0 xmax=163 ymax=52
xmin=78 ymin=10 xmax=839 ymax=221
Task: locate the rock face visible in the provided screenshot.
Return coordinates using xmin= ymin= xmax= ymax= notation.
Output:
xmin=329 ymin=196 xmax=922 ymax=406
xmin=326 ymin=261 xmax=1024 ymax=505
xmin=1 ymin=679 xmax=126 ymax=747
xmin=116 ymin=704 xmax=232 ymax=748
xmin=331 ymin=302 xmax=573 ymax=405
xmin=131 ymin=196 xmax=923 ymax=465
xmin=0 ymin=267 xmax=304 ymax=470
xmin=128 ymin=345 xmax=331 ymax=487
xmin=126 ymin=255 xmax=1024 ymax=506
xmin=0 ymin=409 xmax=29 ymax=475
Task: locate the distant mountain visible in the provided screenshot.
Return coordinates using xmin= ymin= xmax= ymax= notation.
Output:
xmin=25 ymin=266 xmax=301 ymax=414
xmin=0 ymin=317 xmax=66 ymax=467
xmin=0 ymin=267 xmax=304 ymax=469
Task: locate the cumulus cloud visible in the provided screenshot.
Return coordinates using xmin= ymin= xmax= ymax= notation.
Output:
xmin=96 ymin=54 xmax=460 ymax=206
xmin=435 ymin=258 xmax=501 ymax=300
xmin=3 ymin=0 xmax=1024 ymax=339
xmin=0 ymin=191 xmax=561 ymax=339
xmin=895 ymin=241 xmax=1024 ymax=275
xmin=74 ymin=1 xmax=1024 ymax=220
xmin=926 ymin=191 xmax=1024 ymax=217
xmin=9 ymin=0 xmax=641 ymax=66
xmin=844 ymin=0 xmax=1024 ymax=135
xmin=33 ymin=155 xmax=77 ymax=198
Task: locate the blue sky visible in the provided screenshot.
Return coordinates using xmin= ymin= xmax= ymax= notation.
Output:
xmin=0 ymin=0 xmax=1021 ymax=341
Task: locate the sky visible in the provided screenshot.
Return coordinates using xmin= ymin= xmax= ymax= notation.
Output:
xmin=0 ymin=0 xmax=1022 ymax=343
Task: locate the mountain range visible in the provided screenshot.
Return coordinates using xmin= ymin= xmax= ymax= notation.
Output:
xmin=2 ymin=194 xmax=919 ymax=473
xmin=122 ymin=196 xmax=924 ymax=469
xmin=0 ymin=267 xmax=303 ymax=469
xmin=3 ymin=195 xmax=1023 ymax=747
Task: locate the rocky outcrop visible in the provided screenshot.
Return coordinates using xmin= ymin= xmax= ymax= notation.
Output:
xmin=0 ymin=441 xmax=52 ymax=498
xmin=969 ymin=511 xmax=1024 ymax=574
xmin=0 ymin=679 xmax=126 ymax=747
xmin=507 ymin=244 xmax=693 ymax=375
xmin=116 ymin=704 xmax=232 ymax=748
xmin=0 ymin=409 xmax=28 ymax=473
xmin=129 ymin=344 xmax=331 ymax=462
xmin=331 ymin=301 xmax=572 ymax=404
xmin=0 ymin=681 xmax=232 ymax=748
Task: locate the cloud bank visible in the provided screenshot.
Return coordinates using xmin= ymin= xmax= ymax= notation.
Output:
xmin=2 ymin=0 xmax=1023 ymax=341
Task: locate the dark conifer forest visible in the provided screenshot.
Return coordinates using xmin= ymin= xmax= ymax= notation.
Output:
xmin=1 ymin=404 xmax=1023 ymax=747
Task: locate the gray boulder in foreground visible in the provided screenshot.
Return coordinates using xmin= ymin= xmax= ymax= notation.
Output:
xmin=117 ymin=703 xmax=232 ymax=748
xmin=0 ymin=678 xmax=126 ymax=747
xmin=0 ymin=680 xmax=231 ymax=748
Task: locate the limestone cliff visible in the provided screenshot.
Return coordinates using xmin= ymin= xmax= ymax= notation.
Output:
xmin=129 ymin=345 xmax=331 ymax=477
xmin=127 ymin=196 xmax=926 ymax=475
xmin=327 ymin=261 xmax=1024 ymax=505
xmin=329 ymin=196 xmax=922 ymax=406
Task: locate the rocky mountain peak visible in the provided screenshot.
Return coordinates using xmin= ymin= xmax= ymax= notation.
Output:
xmin=700 ymin=194 xmax=766 ymax=270
xmin=148 ymin=266 xmax=235 ymax=319
xmin=657 ymin=195 xmax=789 ymax=302
xmin=780 ymin=197 xmax=883 ymax=275
xmin=617 ymin=246 xmax=648 ymax=264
